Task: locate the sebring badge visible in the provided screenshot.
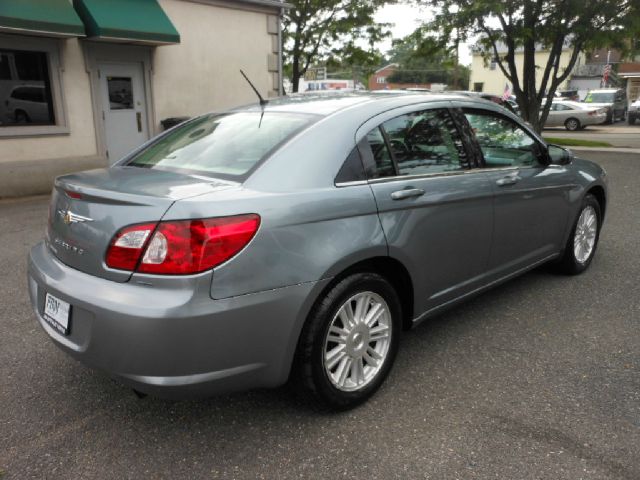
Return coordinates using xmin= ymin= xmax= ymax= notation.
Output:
xmin=57 ymin=209 xmax=93 ymax=225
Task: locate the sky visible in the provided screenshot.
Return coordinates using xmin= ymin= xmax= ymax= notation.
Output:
xmin=373 ymin=4 xmax=472 ymax=65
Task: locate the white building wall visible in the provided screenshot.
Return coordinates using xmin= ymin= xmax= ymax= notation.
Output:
xmin=153 ymin=0 xmax=276 ymax=128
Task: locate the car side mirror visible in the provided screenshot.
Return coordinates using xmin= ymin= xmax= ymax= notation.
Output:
xmin=547 ymin=144 xmax=573 ymax=165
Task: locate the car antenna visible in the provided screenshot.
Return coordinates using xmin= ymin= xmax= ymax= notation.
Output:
xmin=240 ymin=69 xmax=268 ymax=107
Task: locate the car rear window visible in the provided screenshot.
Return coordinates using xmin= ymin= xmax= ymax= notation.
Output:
xmin=126 ymin=111 xmax=315 ymax=180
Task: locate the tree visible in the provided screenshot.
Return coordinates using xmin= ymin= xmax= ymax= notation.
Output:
xmin=324 ymin=43 xmax=385 ymax=87
xmin=423 ymin=0 xmax=640 ymax=131
xmin=385 ymin=30 xmax=470 ymax=88
xmin=283 ymin=0 xmax=393 ymax=92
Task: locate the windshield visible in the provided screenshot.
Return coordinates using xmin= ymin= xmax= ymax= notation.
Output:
xmin=584 ymin=92 xmax=615 ymax=103
xmin=126 ymin=111 xmax=316 ymax=180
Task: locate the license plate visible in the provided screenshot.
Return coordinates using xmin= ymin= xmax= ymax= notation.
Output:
xmin=44 ymin=293 xmax=71 ymax=335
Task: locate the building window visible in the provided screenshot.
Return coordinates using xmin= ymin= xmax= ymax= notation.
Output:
xmin=489 ymin=59 xmax=497 ymax=71
xmin=1 ymin=49 xmax=56 ymax=127
xmin=473 ymin=82 xmax=484 ymax=92
xmin=376 ymin=76 xmax=387 ymax=84
xmin=0 ymin=35 xmax=68 ymax=137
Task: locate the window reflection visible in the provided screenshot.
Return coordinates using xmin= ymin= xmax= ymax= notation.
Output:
xmin=464 ymin=112 xmax=539 ymax=167
xmin=0 ymin=49 xmax=55 ymax=126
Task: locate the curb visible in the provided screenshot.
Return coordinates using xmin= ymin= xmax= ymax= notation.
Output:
xmin=570 ymin=147 xmax=640 ymax=154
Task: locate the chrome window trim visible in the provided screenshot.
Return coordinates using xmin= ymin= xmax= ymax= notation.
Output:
xmin=335 ymin=157 xmax=537 ymax=187
xmin=366 ymin=168 xmax=487 ymax=185
xmin=335 ymin=180 xmax=369 ymax=188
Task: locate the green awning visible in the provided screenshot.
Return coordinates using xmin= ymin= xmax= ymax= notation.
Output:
xmin=73 ymin=0 xmax=180 ymax=45
xmin=0 ymin=0 xmax=85 ymax=37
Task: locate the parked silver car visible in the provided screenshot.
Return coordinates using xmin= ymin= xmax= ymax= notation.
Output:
xmin=544 ymin=100 xmax=607 ymax=131
xmin=28 ymin=92 xmax=607 ymax=409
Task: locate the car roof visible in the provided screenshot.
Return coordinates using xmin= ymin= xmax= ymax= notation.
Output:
xmin=589 ymin=88 xmax=622 ymax=93
xmin=236 ymin=90 xmax=486 ymax=117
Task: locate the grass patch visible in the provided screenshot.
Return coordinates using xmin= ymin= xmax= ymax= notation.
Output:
xmin=544 ymin=137 xmax=612 ymax=148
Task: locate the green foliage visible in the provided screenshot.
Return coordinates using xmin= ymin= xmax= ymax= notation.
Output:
xmin=420 ymin=0 xmax=640 ymax=131
xmin=283 ymin=0 xmax=394 ymax=92
xmin=384 ymin=27 xmax=470 ymax=88
xmin=543 ymin=137 xmax=612 ymax=148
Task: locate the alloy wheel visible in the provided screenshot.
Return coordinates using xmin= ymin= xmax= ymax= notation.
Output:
xmin=323 ymin=291 xmax=392 ymax=392
xmin=573 ymin=205 xmax=598 ymax=264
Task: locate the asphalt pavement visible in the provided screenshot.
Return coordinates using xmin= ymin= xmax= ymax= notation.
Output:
xmin=1 ymin=151 xmax=639 ymax=479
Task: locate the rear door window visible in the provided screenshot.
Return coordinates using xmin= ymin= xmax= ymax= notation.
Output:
xmin=360 ymin=108 xmax=468 ymax=179
xmin=382 ymin=109 xmax=466 ymax=175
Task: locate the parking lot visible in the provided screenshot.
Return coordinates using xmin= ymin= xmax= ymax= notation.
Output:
xmin=0 ymin=151 xmax=638 ymax=479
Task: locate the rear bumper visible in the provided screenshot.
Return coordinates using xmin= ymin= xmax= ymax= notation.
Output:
xmin=28 ymin=242 xmax=327 ymax=397
xmin=584 ymin=113 xmax=607 ymax=126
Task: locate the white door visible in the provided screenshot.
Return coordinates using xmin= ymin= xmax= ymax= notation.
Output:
xmin=98 ymin=62 xmax=149 ymax=164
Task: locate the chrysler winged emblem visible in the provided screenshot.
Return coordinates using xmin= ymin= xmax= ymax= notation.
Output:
xmin=57 ymin=209 xmax=93 ymax=225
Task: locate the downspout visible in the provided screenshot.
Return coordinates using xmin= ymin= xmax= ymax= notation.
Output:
xmin=278 ymin=4 xmax=284 ymax=95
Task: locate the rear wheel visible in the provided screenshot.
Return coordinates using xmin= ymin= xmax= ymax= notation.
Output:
xmin=293 ymin=273 xmax=401 ymax=410
xmin=14 ymin=110 xmax=30 ymax=123
xmin=557 ymin=194 xmax=601 ymax=275
xmin=564 ymin=118 xmax=580 ymax=131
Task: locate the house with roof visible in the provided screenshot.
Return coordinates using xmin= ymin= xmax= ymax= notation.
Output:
xmin=469 ymin=41 xmax=584 ymax=95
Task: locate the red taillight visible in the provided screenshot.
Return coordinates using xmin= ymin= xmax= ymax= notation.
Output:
xmin=65 ymin=190 xmax=82 ymax=199
xmin=105 ymin=222 xmax=157 ymax=271
xmin=105 ymin=215 xmax=260 ymax=275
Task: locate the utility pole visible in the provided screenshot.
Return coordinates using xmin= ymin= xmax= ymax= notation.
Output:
xmin=452 ymin=27 xmax=460 ymax=89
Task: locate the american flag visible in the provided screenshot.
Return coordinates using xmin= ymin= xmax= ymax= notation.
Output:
xmin=501 ymin=83 xmax=511 ymax=101
xmin=602 ymin=64 xmax=612 ymax=86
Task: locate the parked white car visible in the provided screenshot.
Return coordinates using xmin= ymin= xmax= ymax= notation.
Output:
xmin=544 ymin=100 xmax=607 ymax=131
xmin=4 ymin=84 xmax=51 ymax=124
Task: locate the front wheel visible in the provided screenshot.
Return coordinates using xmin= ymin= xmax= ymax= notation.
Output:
xmin=293 ymin=273 xmax=401 ymax=410
xmin=557 ymin=194 xmax=601 ymax=275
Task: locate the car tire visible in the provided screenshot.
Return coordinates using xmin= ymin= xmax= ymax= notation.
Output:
xmin=293 ymin=272 xmax=401 ymax=410
xmin=556 ymin=194 xmax=601 ymax=275
xmin=15 ymin=110 xmax=30 ymax=124
xmin=564 ymin=118 xmax=580 ymax=131
xmin=605 ymin=111 xmax=613 ymax=124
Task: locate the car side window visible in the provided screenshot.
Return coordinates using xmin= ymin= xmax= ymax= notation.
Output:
xmin=464 ymin=111 xmax=542 ymax=168
xmin=363 ymin=127 xmax=395 ymax=178
xmin=381 ymin=109 xmax=466 ymax=175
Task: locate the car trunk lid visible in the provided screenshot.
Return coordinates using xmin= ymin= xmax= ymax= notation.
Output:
xmin=47 ymin=167 xmax=237 ymax=282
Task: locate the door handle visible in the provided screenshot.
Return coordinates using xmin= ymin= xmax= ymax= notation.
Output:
xmin=390 ymin=188 xmax=425 ymax=200
xmin=496 ymin=172 xmax=520 ymax=186
xmin=136 ymin=111 xmax=142 ymax=132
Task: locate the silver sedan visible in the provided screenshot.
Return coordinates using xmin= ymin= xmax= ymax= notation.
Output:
xmin=28 ymin=92 xmax=608 ymax=409
xmin=545 ymin=100 xmax=607 ymax=131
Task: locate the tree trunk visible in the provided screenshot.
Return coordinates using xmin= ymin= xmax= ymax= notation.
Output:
xmin=291 ymin=56 xmax=301 ymax=93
